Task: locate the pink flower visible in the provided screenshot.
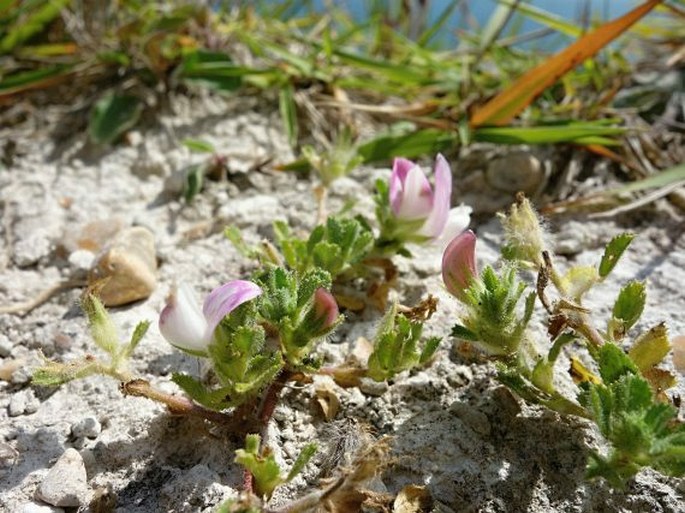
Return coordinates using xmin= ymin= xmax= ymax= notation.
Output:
xmin=159 ymin=280 xmax=262 ymax=354
xmin=389 ymin=154 xmax=470 ymax=241
xmin=442 ymin=230 xmax=478 ymax=301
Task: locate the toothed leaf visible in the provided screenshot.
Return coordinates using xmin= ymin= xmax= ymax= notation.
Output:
xmin=599 ymin=233 xmax=634 ymax=278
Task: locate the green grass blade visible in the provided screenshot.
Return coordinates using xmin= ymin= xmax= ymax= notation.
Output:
xmin=480 ymin=0 xmax=521 ymax=51
xmin=612 ymin=163 xmax=685 ymax=194
xmin=0 ymin=0 xmax=70 ymax=53
xmin=473 ymin=124 xmax=626 ymax=145
xmin=357 ymin=129 xmax=458 ymax=163
xmin=279 ymin=84 xmax=299 ymax=148
xmin=496 ymin=0 xmax=583 ymax=38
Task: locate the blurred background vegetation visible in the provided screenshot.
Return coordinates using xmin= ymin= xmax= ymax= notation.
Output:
xmin=1 ymin=0 xmax=684 ymax=213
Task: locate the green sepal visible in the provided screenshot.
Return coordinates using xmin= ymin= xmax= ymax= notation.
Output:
xmin=208 ymin=312 xmax=284 ymax=404
xmin=297 ymin=269 xmax=332 ymax=309
xmin=599 ymin=233 xmax=634 ymax=278
xmin=457 ymin=265 xmax=528 ymax=357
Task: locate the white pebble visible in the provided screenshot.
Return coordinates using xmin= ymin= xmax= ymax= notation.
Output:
xmin=35 ymin=448 xmax=90 ymax=508
xmin=71 ymin=417 xmax=101 ymax=439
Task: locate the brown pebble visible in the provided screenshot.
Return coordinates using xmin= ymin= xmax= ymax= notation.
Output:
xmin=88 ymin=227 xmax=157 ymax=306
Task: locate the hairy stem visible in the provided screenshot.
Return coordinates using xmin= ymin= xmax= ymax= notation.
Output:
xmin=120 ymin=379 xmax=237 ymax=426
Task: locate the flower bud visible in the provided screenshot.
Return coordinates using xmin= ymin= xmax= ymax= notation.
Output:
xmin=313 ymin=288 xmax=339 ymax=328
xmin=442 ymin=230 xmax=478 ymax=301
xmin=500 ymin=193 xmax=548 ymax=267
xmin=159 ymin=280 xmax=262 ymax=355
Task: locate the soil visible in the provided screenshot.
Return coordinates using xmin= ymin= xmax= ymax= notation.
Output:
xmin=1 ymin=91 xmax=684 ymax=513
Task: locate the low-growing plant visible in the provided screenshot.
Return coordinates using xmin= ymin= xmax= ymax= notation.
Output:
xmin=31 ymin=155 xmax=685 ymax=508
xmin=442 ymin=193 xmax=685 ymax=487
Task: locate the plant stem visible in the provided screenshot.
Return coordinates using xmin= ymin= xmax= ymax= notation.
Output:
xmin=120 ymin=379 xmax=237 ymax=426
xmin=242 ymin=370 xmax=293 ymax=493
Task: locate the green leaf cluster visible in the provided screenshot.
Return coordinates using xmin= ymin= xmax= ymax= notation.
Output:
xmin=254 ymin=267 xmax=339 ymax=366
xmin=174 ymin=301 xmax=283 ymax=410
xmin=301 ymin=128 xmax=363 ymax=186
xmin=367 ymin=303 xmax=440 ymax=381
xmin=274 ymin=216 xmax=373 ymax=279
xmin=579 ymin=344 xmax=685 ymax=487
xmin=452 ymin=266 xmax=534 ymax=358
xmin=235 ymin=434 xmax=316 ymax=500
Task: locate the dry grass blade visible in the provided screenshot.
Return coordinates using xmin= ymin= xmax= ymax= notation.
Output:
xmin=470 ymin=0 xmax=664 ymax=127
xmin=542 ymin=163 xmax=685 ymax=216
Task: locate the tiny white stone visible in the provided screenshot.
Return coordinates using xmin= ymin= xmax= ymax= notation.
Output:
xmin=67 ymin=249 xmax=96 ymax=272
xmin=35 ymin=448 xmax=90 ymax=508
xmin=0 ymin=334 xmax=13 ymax=357
xmin=71 ymin=417 xmax=101 ymax=439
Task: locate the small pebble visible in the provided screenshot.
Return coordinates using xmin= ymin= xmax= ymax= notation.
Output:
xmin=9 ymin=389 xmax=39 ymax=417
xmin=35 ymin=448 xmax=90 ymax=508
xmin=11 ymin=366 xmax=32 ymax=385
xmin=71 ymin=417 xmax=101 ymax=439
xmin=0 ymin=334 xmax=13 ymax=357
xmin=89 ymin=226 xmax=157 ymax=306
xmin=358 ymin=378 xmax=389 ymax=397
xmin=486 ymin=151 xmax=544 ymax=195
xmin=67 ymin=249 xmax=96 ymax=273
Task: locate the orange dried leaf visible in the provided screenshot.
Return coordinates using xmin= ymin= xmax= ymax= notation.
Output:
xmin=470 ymin=0 xmax=663 ymax=127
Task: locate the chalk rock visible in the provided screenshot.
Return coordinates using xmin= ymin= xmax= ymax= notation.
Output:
xmin=18 ymin=502 xmax=64 ymax=513
xmin=0 ymin=333 xmax=13 ymax=357
xmin=71 ymin=417 xmax=101 ymax=439
xmin=89 ymin=227 xmax=157 ymax=306
xmin=8 ymin=389 xmax=39 ymax=417
xmin=35 ymin=449 xmax=89 ymax=508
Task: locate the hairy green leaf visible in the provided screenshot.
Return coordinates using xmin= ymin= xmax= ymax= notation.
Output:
xmin=611 ymin=281 xmax=646 ymax=339
xmin=599 ymin=233 xmax=634 ymax=278
xmin=597 ymin=343 xmax=638 ymax=384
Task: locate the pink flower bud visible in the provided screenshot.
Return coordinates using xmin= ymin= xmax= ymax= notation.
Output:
xmin=312 ymin=288 xmax=339 ymax=330
xmin=159 ymin=280 xmax=262 ymax=354
xmin=442 ymin=230 xmax=478 ymax=301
